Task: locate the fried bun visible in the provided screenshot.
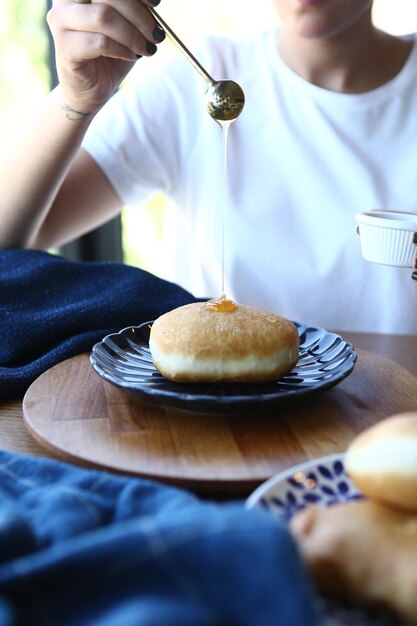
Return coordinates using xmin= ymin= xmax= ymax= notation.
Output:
xmin=345 ymin=412 xmax=417 ymax=512
xmin=149 ymin=302 xmax=299 ymax=383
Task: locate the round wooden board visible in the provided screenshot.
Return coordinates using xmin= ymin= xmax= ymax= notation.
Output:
xmin=23 ymin=350 xmax=417 ymax=496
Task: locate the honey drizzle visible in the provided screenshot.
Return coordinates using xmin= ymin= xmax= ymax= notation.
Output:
xmin=204 ymin=113 xmax=239 ymax=313
xmin=203 ymin=116 xmax=279 ymax=319
xmin=204 ymin=294 xmax=237 ymax=312
xmin=220 ymin=119 xmax=231 ymax=298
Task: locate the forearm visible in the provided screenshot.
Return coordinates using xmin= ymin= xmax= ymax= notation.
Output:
xmin=0 ymin=86 xmax=95 ymax=249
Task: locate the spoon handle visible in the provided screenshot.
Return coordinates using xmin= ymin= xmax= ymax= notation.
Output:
xmin=148 ymin=7 xmax=214 ymax=85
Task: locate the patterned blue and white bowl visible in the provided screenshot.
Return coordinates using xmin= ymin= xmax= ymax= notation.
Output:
xmin=246 ymin=454 xmax=412 ymax=626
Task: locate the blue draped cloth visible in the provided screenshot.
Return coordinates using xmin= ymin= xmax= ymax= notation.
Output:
xmin=0 ymin=450 xmax=317 ymax=626
xmin=0 ymin=249 xmax=199 ymax=400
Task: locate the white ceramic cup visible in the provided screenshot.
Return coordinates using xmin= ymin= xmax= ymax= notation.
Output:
xmin=355 ymin=210 xmax=417 ymax=267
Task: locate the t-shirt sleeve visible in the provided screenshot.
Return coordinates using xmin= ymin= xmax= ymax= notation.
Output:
xmin=82 ymin=53 xmax=204 ymax=207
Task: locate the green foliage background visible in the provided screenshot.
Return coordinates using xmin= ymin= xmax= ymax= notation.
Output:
xmin=0 ymin=1 xmax=49 ymax=138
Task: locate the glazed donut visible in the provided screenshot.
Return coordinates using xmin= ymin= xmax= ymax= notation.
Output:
xmin=149 ymin=301 xmax=299 ymax=383
xmin=345 ymin=412 xmax=417 ymax=512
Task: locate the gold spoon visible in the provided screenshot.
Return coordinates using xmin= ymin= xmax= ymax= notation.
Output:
xmin=148 ymin=7 xmax=245 ymax=122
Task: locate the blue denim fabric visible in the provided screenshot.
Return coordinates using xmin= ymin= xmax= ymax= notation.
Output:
xmin=0 ymin=249 xmax=199 ymax=400
xmin=0 ymin=450 xmax=317 ymax=626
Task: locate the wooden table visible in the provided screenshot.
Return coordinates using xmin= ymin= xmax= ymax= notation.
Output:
xmin=1 ymin=331 xmax=416 ymax=497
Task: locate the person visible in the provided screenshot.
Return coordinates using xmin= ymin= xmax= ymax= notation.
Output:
xmin=0 ymin=0 xmax=416 ymax=334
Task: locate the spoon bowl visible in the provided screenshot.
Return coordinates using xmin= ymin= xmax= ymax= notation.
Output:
xmin=205 ymin=80 xmax=245 ymax=122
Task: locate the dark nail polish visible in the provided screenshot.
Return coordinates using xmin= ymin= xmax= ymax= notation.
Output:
xmin=136 ymin=54 xmax=142 ymax=59
xmin=146 ymin=41 xmax=157 ymax=55
xmin=412 ymin=270 xmax=417 ymax=281
xmin=413 ymin=232 xmax=417 ymax=245
xmin=149 ymin=0 xmax=160 ymax=6
xmin=153 ymin=26 xmax=165 ymax=43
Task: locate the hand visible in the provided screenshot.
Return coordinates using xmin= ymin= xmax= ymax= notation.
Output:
xmin=47 ymin=0 xmax=166 ymax=115
xmin=413 ymin=233 xmax=417 ymax=281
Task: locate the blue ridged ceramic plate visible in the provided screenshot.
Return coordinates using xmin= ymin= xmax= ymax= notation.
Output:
xmin=246 ymin=455 xmax=410 ymax=626
xmin=89 ymin=320 xmax=356 ymax=413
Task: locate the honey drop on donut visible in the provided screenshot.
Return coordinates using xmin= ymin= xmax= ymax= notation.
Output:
xmin=255 ymin=312 xmax=279 ymax=324
xmin=204 ymin=293 xmax=237 ymax=312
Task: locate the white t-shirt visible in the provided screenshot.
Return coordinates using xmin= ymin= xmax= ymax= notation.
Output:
xmin=83 ymin=29 xmax=417 ymax=335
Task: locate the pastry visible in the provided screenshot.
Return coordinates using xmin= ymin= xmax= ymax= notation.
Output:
xmin=290 ymin=500 xmax=417 ymax=623
xmin=345 ymin=412 xmax=417 ymax=512
xmin=149 ymin=301 xmax=299 ymax=383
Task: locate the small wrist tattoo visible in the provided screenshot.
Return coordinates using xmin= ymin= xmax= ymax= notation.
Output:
xmin=61 ymin=102 xmax=93 ymax=121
